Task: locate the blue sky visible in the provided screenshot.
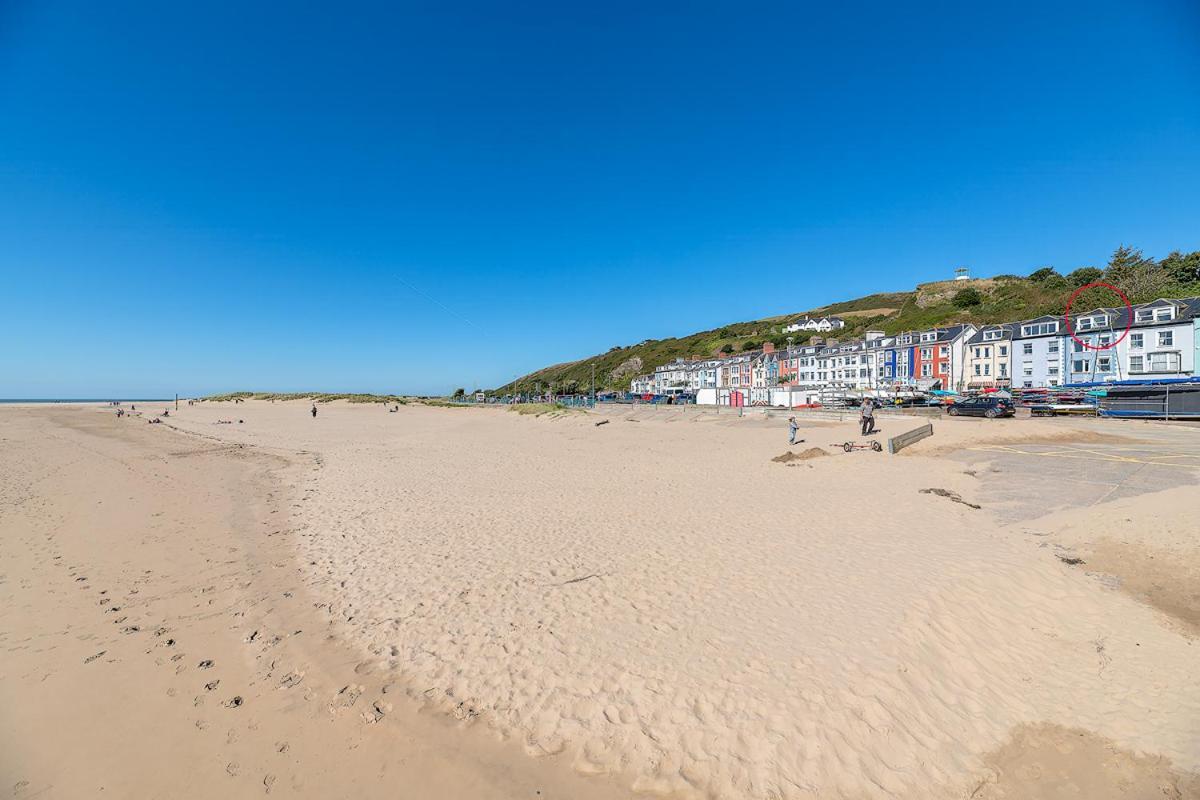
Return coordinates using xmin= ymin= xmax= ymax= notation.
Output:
xmin=2 ymin=1 xmax=1198 ymax=397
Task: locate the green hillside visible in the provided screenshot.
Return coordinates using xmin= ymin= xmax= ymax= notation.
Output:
xmin=495 ymin=246 xmax=1200 ymax=395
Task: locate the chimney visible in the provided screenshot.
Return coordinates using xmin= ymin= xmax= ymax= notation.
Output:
xmin=762 ymin=341 xmax=775 ymax=354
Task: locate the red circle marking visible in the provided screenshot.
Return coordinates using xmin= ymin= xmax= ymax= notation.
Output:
xmin=1063 ymin=282 xmax=1132 ymax=352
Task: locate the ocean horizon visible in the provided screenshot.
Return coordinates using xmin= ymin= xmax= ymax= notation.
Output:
xmin=0 ymin=399 xmax=172 ymax=404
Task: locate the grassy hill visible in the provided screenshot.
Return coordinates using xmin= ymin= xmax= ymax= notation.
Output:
xmin=495 ymin=246 xmax=1200 ymax=395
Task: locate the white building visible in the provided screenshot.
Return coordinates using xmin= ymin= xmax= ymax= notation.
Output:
xmin=1067 ymin=298 xmax=1200 ymax=383
xmin=782 ymin=316 xmax=845 ymax=334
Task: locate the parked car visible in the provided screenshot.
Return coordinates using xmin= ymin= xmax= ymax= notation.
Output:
xmin=947 ymin=397 xmax=1015 ymax=418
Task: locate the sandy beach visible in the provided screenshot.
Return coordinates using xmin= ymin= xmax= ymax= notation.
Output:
xmin=2 ymin=401 xmax=1198 ymax=799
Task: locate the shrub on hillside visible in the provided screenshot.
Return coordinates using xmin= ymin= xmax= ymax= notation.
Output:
xmin=741 ymin=340 xmax=758 ymax=351
xmin=1028 ymin=266 xmax=1058 ymax=282
xmin=952 ymin=287 xmax=982 ymax=308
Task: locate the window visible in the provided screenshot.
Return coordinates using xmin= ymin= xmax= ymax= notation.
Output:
xmin=1076 ymin=314 xmax=1108 ymax=331
xmin=1023 ymin=365 xmax=1033 ymax=376
xmin=1130 ymin=333 xmax=1143 ymax=349
xmin=1023 ymin=381 xmax=1033 ymax=388
xmin=1021 ymin=321 xmax=1059 ymax=336
xmin=974 ymin=364 xmax=981 ymax=376
xmin=999 ymin=346 xmax=1007 ymax=356
xmin=920 ymin=332 xmax=936 ymax=342
xmin=1136 ymin=307 xmax=1175 ymax=323
xmin=1148 ymin=352 xmax=1182 ymax=372
xmin=920 ymin=348 xmax=932 ymax=359
xmin=983 ymin=329 xmax=1003 ymax=341
xmin=1159 ymin=331 xmax=1174 ymax=347
xmin=1073 ymin=340 xmax=1085 ymax=352
xmin=1048 ymin=365 xmax=1059 ymax=375
xmin=939 ymin=346 xmax=949 ymax=357
xmin=900 ymin=335 xmax=912 ymax=345
xmin=999 ymin=363 xmax=1007 ymax=377
xmin=973 ymin=347 xmax=981 ymax=358
xmin=921 ymin=364 xmax=931 ymax=377
xmin=1072 ymin=359 xmax=1088 ymax=372
xmin=1097 ymin=356 xmax=1112 ymax=372
xmin=1048 ymin=379 xmax=1058 ymax=387
xmin=1129 ymin=355 xmax=1143 ymax=373
xmin=983 ymin=363 xmax=990 ymax=376
xmin=1048 ymin=341 xmax=1059 ymax=354
xmin=1098 ymin=334 xmax=1111 ymax=347
xmin=1022 ymin=343 xmax=1033 ymax=355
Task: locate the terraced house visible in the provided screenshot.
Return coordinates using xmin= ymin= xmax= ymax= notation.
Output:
xmin=1067 ymin=298 xmax=1200 ymax=383
xmin=629 ymin=296 xmax=1200 ymax=403
xmin=965 ymin=324 xmax=1015 ymax=388
xmin=884 ymin=325 xmax=976 ymax=390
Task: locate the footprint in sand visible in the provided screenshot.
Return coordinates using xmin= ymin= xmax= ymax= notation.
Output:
xmin=205 ymin=680 xmax=220 ymax=691
xmin=334 ymin=684 xmax=362 ymax=709
xmin=198 ymin=659 xmax=214 ymax=669
xmin=263 ymin=774 xmax=276 ymax=794
xmin=223 ymin=695 xmax=243 ymax=709
xmin=278 ymin=671 xmax=304 ymax=689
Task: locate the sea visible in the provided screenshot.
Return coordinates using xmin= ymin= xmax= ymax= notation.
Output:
xmin=0 ymin=399 xmax=171 ymax=404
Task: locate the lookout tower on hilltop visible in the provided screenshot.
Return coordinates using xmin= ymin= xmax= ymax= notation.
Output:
xmin=954 ymin=266 xmax=970 ymax=281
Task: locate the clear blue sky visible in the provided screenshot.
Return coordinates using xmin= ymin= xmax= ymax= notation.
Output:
xmin=2 ymin=2 xmax=1198 ymax=397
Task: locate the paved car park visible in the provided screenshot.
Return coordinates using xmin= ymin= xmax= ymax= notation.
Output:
xmin=949 ymin=421 xmax=1200 ymax=523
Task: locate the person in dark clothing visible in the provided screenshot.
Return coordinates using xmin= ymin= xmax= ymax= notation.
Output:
xmin=860 ymin=398 xmax=876 ymax=436
xmin=311 ymin=404 xmax=318 ymax=419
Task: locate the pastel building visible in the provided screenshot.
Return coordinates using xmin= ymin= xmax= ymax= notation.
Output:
xmin=1066 ymin=298 xmax=1200 ymax=383
xmin=888 ymin=324 xmax=976 ymax=390
xmin=965 ymin=324 xmax=1015 ymax=388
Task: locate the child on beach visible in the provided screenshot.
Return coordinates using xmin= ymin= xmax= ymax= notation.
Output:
xmin=788 ymin=416 xmax=799 ymax=445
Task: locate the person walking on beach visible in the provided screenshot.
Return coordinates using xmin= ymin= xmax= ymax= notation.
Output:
xmin=860 ymin=398 xmax=875 ymax=436
xmin=311 ymin=404 xmax=318 ymax=419
xmin=788 ymin=416 xmax=799 ymax=445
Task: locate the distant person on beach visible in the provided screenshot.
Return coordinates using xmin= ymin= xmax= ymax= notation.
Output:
xmin=860 ymin=398 xmax=875 ymax=436
xmin=311 ymin=404 xmax=318 ymax=419
xmin=788 ymin=416 xmax=799 ymax=445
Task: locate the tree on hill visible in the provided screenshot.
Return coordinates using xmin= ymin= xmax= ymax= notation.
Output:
xmin=1105 ymin=245 xmax=1166 ymax=302
xmin=1028 ymin=266 xmax=1058 ymax=282
xmin=719 ymin=343 xmax=734 ymax=354
xmin=740 ymin=340 xmax=758 ymax=351
xmin=952 ymin=287 xmax=982 ymax=308
xmin=1161 ymin=250 xmax=1200 ymax=286
xmin=1067 ymin=266 xmax=1103 ymax=285
xmin=452 ymin=388 xmax=466 ymax=399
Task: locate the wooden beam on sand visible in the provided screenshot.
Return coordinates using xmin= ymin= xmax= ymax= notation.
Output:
xmin=888 ymin=423 xmax=933 ymax=454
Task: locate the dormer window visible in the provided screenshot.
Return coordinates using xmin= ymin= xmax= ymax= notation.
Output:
xmin=1135 ymin=307 xmax=1175 ymax=323
xmin=919 ymin=332 xmax=937 ymax=343
xmin=982 ymin=329 xmax=1003 ymax=341
xmin=1020 ymin=321 xmax=1058 ymax=337
xmin=1076 ymin=314 xmax=1109 ymax=331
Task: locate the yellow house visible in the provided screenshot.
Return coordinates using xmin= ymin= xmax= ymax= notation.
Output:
xmin=965 ymin=324 xmax=1014 ymax=388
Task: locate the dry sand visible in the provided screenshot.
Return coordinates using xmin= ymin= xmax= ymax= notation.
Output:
xmin=2 ymin=401 xmax=1198 ymax=799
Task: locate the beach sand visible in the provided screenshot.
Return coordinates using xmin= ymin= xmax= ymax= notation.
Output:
xmin=2 ymin=401 xmax=1197 ymax=799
